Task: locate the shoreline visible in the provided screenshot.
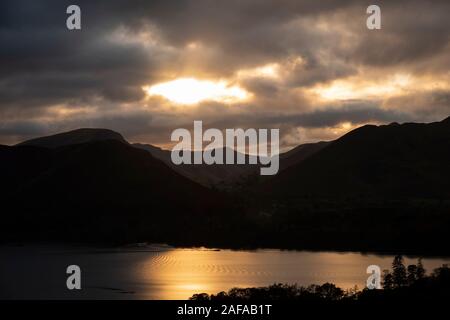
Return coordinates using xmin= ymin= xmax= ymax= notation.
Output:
xmin=2 ymin=242 xmax=450 ymax=259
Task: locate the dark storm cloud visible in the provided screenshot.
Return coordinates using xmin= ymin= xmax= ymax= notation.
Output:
xmin=348 ymin=1 xmax=450 ymax=68
xmin=0 ymin=1 xmax=164 ymax=112
xmin=0 ymin=0 xmax=449 ymax=146
xmin=287 ymin=103 xmax=412 ymax=128
xmin=198 ymin=101 xmax=410 ymax=129
xmin=0 ymin=109 xmax=160 ymax=145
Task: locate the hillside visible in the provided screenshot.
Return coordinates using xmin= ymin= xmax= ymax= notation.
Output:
xmin=17 ymin=128 xmax=128 ymax=148
xmin=2 ymin=118 xmax=450 ymax=252
xmin=0 ymin=140 xmax=230 ymax=244
xmin=263 ymin=117 xmax=450 ymax=199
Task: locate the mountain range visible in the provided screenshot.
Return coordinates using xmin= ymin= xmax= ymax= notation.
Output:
xmin=1 ymin=117 xmax=450 ymax=252
xmin=1 ymin=133 xmax=227 ymax=243
xmin=17 ymin=127 xmax=327 ymax=188
xmin=263 ymin=117 xmax=450 ymax=199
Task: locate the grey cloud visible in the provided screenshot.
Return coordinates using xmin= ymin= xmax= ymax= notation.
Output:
xmin=0 ymin=0 xmax=449 ymax=146
xmin=287 ymin=102 xmax=413 ymax=128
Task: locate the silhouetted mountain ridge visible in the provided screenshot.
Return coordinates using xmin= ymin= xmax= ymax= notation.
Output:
xmin=0 ymin=139 xmax=230 ymax=243
xmin=2 ymin=117 xmax=449 ymax=252
xmin=17 ymin=128 xmax=127 ymax=148
xmin=16 ymin=128 xmax=329 ymax=188
xmin=262 ymin=117 xmax=450 ymax=199
xmin=133 ymin=144 xmax=262 ymax=187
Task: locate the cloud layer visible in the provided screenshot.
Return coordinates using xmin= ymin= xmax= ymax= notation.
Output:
xmin=1 ymin=0 xmax=449 ymax=148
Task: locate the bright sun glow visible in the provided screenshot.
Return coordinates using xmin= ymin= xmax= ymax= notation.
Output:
xmin=237 ymin=63 xmax=281 ymax=79
xmin=308 ymin=73 xmax=450 ymax=102
xmin=310 ymin=74 xmax=415 ymax=101
xmin=144 ymin=78 xmax=250 ymax=105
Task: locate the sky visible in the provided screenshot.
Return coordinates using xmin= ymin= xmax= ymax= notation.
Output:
xmin=0 ymin=0 xmax=449 ymax=150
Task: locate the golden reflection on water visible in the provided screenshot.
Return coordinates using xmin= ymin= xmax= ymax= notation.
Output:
xmin=136 ymin=249 xmax=262 ymax=299
xmin=2 ymin=246 xmax=449 ymax=300
xmin=131 ymin=249 xmax=450 ymax=300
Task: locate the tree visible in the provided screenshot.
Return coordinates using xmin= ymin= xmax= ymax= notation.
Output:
xmin=407 ymin=264 xmax=418 ymax=285
xmin=307 ymin=283 xmax=344 ymax=301
xmin=416 ymin=258 xmax=426 ymax=279
xmin=345 ymin=285 xmax=359 ymax=300
xmin=392 ymin=255 xmax=407 ymax=288
xmin=382 ymin=269 xmax=394 ymax=290
xmin=190 ymin=293 xmax=210 ymax=301
xmin=432 ymin=264 xmax=450 ymax=281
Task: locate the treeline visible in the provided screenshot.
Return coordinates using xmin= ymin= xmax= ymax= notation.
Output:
xmin=190 ymin=256 xmax=450 ymax=304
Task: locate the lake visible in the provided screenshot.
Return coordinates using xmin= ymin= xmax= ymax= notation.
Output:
xmin=1 ymin=245 xmax=449 ymax=299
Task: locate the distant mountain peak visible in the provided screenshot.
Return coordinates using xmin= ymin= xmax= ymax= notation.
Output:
xmin=17 ymin=128 xmax=128 ymax=148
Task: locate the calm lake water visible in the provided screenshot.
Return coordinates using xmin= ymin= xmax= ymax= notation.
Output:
xmin=1 ymin=245 xmax=449 ymax=300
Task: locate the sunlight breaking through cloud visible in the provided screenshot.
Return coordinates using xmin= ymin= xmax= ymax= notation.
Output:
xmin=143 ymin=78 xmax=251 ymax=105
